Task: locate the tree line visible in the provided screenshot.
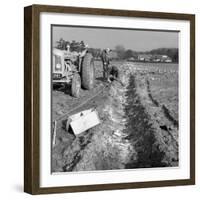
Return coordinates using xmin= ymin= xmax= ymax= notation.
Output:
xmin=114 ymin=45 xmax=178 ymax=62
xmin=55 ymin=39 xmax=178 ymax=63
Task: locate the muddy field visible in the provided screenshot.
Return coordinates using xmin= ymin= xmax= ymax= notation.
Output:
xmin=51 ymin=61 xmax=179 ymax=172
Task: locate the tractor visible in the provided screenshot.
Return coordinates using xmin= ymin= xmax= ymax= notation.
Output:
xmin=52 ymin=44 xmax=95 ymax=97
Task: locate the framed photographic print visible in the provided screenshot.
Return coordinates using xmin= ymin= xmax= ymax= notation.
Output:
xmin=24 ymin=4 xmax=195 ymax=194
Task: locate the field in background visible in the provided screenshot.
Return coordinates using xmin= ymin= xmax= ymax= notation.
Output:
xmin=95 ymin=60 xmax=178 ymax=123
xmin=129 ymin=62 xmax=178 ymax=123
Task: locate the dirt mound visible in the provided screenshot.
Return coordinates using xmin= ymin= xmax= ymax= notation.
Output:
xmin=61 ymin=64 xmax=135 ymax=172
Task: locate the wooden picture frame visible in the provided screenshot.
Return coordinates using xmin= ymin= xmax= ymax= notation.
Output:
xmin=24 ymin=4 xmax=195 ymax=194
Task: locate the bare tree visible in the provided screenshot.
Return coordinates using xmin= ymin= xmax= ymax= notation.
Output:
xmin=115 ymin=45 xmax=126 ymax=60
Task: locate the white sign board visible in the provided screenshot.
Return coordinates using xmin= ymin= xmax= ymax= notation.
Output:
xmin=70 ymin=109 xmax=101 ymax=135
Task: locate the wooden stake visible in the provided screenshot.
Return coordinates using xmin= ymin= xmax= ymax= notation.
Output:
xmin=52 ymin=120 xmax=57 ymax=147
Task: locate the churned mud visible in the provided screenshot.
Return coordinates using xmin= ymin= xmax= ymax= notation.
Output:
xmin=52 ymin=62 xmax=179 ymax=172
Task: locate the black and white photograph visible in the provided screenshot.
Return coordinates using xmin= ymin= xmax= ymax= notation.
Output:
xmin=51 ymin=25 xmax=179 ymax=173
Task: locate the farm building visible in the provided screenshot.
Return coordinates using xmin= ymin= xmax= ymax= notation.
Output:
xmin=127 ymin=57 xmax=136 ymax=61
xmin=138 ymin=54 xmax=152 ymax=62
xmin=137 ymin=54 xmax=172 ymax=62
xmin=164 ymin=58 xmax=173 ymax=63
xmin=152 ymin=55 xmax=172 ymax=62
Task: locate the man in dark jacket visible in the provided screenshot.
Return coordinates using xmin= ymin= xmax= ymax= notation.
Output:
xmin=101 ymin=48 xmax=111 ymax=81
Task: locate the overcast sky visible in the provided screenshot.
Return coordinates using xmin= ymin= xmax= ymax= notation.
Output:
xmin=52 ymin=26 xmax=179 ymax=51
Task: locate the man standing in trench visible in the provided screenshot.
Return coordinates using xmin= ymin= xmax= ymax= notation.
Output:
xmin=101 ymin=48 xmax=111 ymax=82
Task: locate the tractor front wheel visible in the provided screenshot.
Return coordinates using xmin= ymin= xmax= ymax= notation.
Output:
xmin=71 ymin=73 xmax=81 ymax=98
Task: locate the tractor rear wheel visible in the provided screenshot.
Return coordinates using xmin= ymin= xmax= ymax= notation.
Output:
xmin=81 ymin=53 xmax=95 ymax=90
xmin=71 ymin=73 xmax=81 ymax=98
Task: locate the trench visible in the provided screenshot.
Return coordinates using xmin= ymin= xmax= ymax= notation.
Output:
xmin=125 ymin=76 xmax=167 ymax=168
xmin=146 ymin=79 xmax=159 ymax=107
xmin=124 ymin=75 xmax=178 ymax=168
